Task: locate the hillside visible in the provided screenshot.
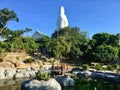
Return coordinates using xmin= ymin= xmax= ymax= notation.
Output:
xmin=0 ymin=52 xmax=56 ymax=69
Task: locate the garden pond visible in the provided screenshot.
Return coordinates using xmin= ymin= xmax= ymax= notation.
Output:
xmin=0 ymin=77 xmax=120 ymax=90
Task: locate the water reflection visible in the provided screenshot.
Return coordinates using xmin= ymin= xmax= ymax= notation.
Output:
xmin=0 ymin=78 xmax=120 ymax=90
xmin=73 ymin=78 xmax=120 ymax=90
xmin=0 ymin=78 xmax=29 ymax=90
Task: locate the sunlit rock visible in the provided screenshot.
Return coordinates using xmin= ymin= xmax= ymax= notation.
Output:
xmin=21 ymin=78 xmax=61 ymax=90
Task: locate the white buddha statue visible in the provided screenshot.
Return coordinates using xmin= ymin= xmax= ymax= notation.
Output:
xmin=56 ymin=6 xmax=69 ymax=29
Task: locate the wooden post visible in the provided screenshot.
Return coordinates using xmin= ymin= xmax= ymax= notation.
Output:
xmin=61 ymin=65 xmax=63 ymax=75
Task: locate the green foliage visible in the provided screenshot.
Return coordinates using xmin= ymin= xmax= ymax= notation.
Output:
xmin=0 ymin=48 xmax=6 ymax=61
xmin=39 ymin=36 xmax=52 ymax=54
xmin=35 ymin=70 xmax=51 ymax=81
xmin=95 ymin=63 xmax=102 ymax=70
xmin=48 ymin=27 xmax=88 ymax=60
xmin=50 ymin=36 xmax=72 ymax=58
xmin=0 ymin=8 xmax=18 ymax=34
xmin=0 ymin=8 xmax=38 ymax=54
xmin=22 ymin=36 xmax=39 ymax=53
xmin=82 ymin=64 xmax=89 ymax=70
xmin=86 ymin=33 xmax=120 ymax=63
xmin=0 ymin=32 xmax=39 ymax=53
xmin=107 ymin=65 xmax=114 ymax=71
xmin=16 ymin=56 xmax=19 ymax=61
xmin=24 ymin=58 xmax=34 ymax=63
xmin=92 ymin=33 xmax=110 ymax=46
xmin=113 ymin=64 xmax=119 ymax=69
xmin=93 ymin=45 xmax=119 ymax=62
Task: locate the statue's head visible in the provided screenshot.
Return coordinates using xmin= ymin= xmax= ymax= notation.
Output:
xmin=60 ymin=6 xmax=65 ymax=14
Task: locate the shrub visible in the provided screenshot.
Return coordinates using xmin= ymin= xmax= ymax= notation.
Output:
xmin=112 ymin=64 xmax=119 ymax=70
xmin=95 ymin=63 xmax=102 ymax=70
xmin=0 ymin=48 xmax=7 ymax=62
xmin=107 ymin=65 xmax=114 ymax=71
xmin=35 ymin=70 xmax=51 ymax=81
xmin=82 ymin=64 xmax=89 ymax=70
xmin=16 ymin=56 xmax=19 ymax=61
xmin=24 ymin=58 xmax=34 ymax=63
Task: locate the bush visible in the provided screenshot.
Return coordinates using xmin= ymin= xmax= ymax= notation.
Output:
xmin=107 ymin=65 xmax=114 ymax=71
xmin=0 ymin=48 xmax=7 ymax=62
xmin=82 ymin=64 xmax=89 ymax=70
xmin=95 ymin=63 xmax=102 ymax=70
xmin=23 ymin=58 xmax=34 ymax=63
xmin=112 ymin=64 xmax=119 ymax=70
xmin=35 ymin=70 xmax=51 ymax=81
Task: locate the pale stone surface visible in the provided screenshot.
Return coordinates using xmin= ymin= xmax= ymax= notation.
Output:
xmin=13 ymin=72 xmax=25 ymax=79
xmin=0 ymin=69 xmax=5 ymax=79
xmin=57 ymin=6 xmax=69 ymax=29
xmin=21 ymin=78 xmax=61 ymax=90
xmin=4 ymin=69 xmax=16 ymax=78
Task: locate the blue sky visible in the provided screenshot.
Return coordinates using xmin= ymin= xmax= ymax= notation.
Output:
xmin=0 ymin=0 xmax=120 ymax=37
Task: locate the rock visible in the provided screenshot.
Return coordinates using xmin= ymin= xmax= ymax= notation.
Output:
xmin=77 ymin=70 xmax=92 ymax=77
xmin=0 ymin=69 xmax=5 ymax=79
xmin=31 ymin=67 xmax=39 ymax=72
xmin=16 ymin=69 xmax=22 ymax=73
xmin=4 ymin=69 xmax=16 ymax=78
xmin=23 ymin=71 xmax=30 ymax=77
xmin=55 ymin=75 xmax=74 ymax=87
xmin=13 ymin=72 xmax=24 ymax=79
xmin=91 ymin=71 xmax=120 ymax=83
xmin=13 ymin=70 xmax=34 ymax=79
xmin=85 ymin=70 xmax=92 ymax=76
xmin=29 ymin=70 xmax=36 ymax=77
xmin=21 ymin=78 xmax=61 ymax=90
xmin=71 ymin=68 xmax=81 ymax=74
xmin=26 ymin=67 xmax=31 ymax=71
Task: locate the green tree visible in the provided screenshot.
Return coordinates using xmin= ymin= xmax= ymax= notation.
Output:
xmin=0 ymin=8 xmax=18 ymax=34
xmin=51 ymin=27 xmax=89 ymax=62
xmin=92 ymin=33 xmax=110 ymax=46
xmin=87 ymin=33 xmax=120 ymax=62
xmin=39 ymin=36 xmax=52 ymax=54
xmin=50 ymin=36 xmax=71 ymax=58
xmin=92 ymin=45 xmax=119 ymax=62
xmin=22 ymin=36 xmax=39 ymax=53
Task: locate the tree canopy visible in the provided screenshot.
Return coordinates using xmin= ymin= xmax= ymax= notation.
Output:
xmin=0 ymin=8 xmax=19 ymax=34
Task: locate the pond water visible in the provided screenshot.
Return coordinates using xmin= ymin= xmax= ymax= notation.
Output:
xmin=73 ymin=78 xmax=120 ymax=90
xmin=0 ymin=78 xmax=29 ymax=90
xmin=0 ymin=78 xmax=120 ymax=90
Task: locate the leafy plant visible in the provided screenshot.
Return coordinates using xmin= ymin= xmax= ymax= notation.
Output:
xmin=95 ymin=63 xmax=102 ymax=70
xmin=107 ymin=65 xmax=114 ymax=71
xmin=16 ymin=56 xmax=19 ymax=61
xmin=35 ymin=70 xmax=51 ymax=81
xmin=24 ymin=58 xmax=34 ymax=63
xmin=0 ymin=48 xmax=7 ymax=62
xmin=82 ymin=64 xmax=89 ymax=70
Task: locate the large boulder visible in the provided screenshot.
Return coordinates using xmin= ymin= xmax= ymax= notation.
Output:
xmin=21 ymin=78 xmax=61 ymax=90
xmin=55 ymin=75 xmax=74 ymax=87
